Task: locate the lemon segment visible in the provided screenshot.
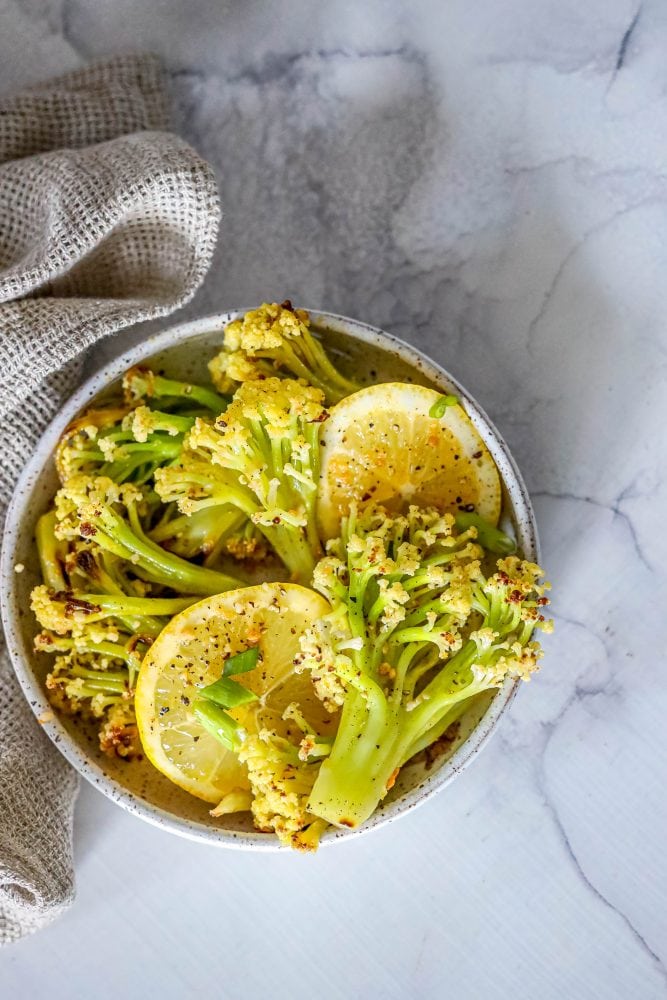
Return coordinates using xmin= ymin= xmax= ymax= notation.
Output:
xmin=135 ymin=583 xmax=332 ymax=803
xmin=317 ymin=382 xmax=501 ymax=539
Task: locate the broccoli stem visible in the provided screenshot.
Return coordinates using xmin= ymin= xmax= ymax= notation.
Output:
xmin=149 ymin=374 xmax=227 ymax=415
xmin=265 ymin=337 xmax=359 ymax=404
xmin=102 ymin=440 xmax=183 ymax=459
xmin=127 ymin=411 xmax=195 ymax=438
xmin=259 ymin=525 xmax=316 ymax=583
xmin=307 ymin=688 xmax=467 ymax=828
xmin=400 ymin=700 xmax=471 ymax=764
xmin=63 ymin=662 xmax=131 ymax=699
xmin=247 ymin=318 xmax=360 ymax=404
xmin=307 ymin=684 xmax=400 ymax=827
xmin=36 ymin=511 xmax=67 ymax=591
xmin=124 ymin=367 xmax=228 ymax=415
xmin=308 ymin=639 xmax=500 ymax=828
xmin=68 ymin=553 xmax=169 ymax=639
xmin=70 ymin=593 xmax=196 ymax=618
xmin=454 ymin=512 xmax=516 ymax=554
xmin=49 ymin=636 xmax=143 ymax=685
xmin=298 ymin=326 xmax=362 ymax=401
xmin=89 ymin=500 xmax=242 ymax=596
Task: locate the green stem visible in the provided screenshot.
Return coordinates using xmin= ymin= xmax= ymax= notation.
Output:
xmin=76 ymin=594 xmax=195 ymax=617
xmin=36 ymin=511 xmax=67 ymax=591
xmin=259 ymin=524 xmax=315 ymax=584
xmin=149 ymin=373 xmax=228 ymax=414
xmin=454 ymin=512 xmax=515 ymax=554
xmin=400 ymin=700 xmax=471 ymax=765
xmin=94 ymin=504 xmax=241 ymax=595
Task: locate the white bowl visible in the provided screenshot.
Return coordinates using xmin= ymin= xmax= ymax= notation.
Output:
xmin=0 ymin=310 xmax=538 ymax=849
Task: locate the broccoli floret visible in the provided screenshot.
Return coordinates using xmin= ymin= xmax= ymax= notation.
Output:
xmin=33 ymin=587 xmax=191 ymax=700
xmin=34 ymin=508 xmax=200 ymax=699
xmin=56 ymin=404 xmax=194 ymax=486
xmin=123 ymin=366 xmax=228 ymax=415
xmin=46 ymin=651 xmax=132 ymax=715
xmin=209 ymin=301 xmax=361 ymax=404
xmin=35 ymin=574 xmax=181 ymax=725
xmin=44 ymin=642 xmax=142 ymax=757
xmin=56 ymin=406 xmax=130 ymax=482
xmin=58 ymin=542 xmax=174 ymax=639
xmin=237 ymin=729 xmax=329 ymax=850
xmin=163 ymin=378 xmax=328 ymax=584
xmin=31 ymin=586 xmax=195 ymax=638
xmin=126 ymin=406 xmax=193 ymax=444
xmin=297 ymin=504 xmax=553 ymax=828
xmin=34 ymin=573 xmax=190 ymax=719
xmin=47 ymin=655 xmax=142 ymax=760
xmin=56 ymin=365 xmax=228 ymax=485
xmin=153 ymin=455 xmax=257 ymax=564
xmin=155 ymin=455 xmax=252 ymax=514
xmin=53 ymin=476 xmax=243 ymax=596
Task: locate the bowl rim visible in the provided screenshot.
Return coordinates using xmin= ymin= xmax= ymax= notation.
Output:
xmin=0 ymin=308 xmax=538 ymax=850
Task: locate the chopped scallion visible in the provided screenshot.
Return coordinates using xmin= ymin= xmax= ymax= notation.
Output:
xmin=429 ymin=394 xmax=459 ymax=418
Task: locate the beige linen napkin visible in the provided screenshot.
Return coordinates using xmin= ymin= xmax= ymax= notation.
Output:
xmin=0 ymin=54 xmax=220 ymax=943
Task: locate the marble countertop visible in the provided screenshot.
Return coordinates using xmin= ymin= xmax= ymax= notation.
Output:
xmin=2 ymin=2 xmax=666 ymax=997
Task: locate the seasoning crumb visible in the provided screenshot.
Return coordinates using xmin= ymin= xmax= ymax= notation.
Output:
xmin=13 ymin=563 xmax=25 ymax=574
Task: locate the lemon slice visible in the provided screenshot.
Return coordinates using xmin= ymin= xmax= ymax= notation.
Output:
xmin=135 ymin=583 xmax=332 ymax=803
xmin=317 ymin=382 xmax=501 ymax=539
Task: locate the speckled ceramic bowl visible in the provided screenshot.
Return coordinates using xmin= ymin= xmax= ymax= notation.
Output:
xmin=0 ymin=310 xmax=538 ymax=849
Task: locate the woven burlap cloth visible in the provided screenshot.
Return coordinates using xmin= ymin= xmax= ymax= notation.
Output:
xmin=0 ymin=54 xmax=220 ymax=944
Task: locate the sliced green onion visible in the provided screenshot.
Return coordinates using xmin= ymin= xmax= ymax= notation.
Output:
xmin=223 ymin=647 xmax=260 ymax=677
xmin=193 ymin=700 xmax=245 ymax=752
xmin=455 ymin=512 xmax=516 ymax=554
xmin=199 ymin=676 xmax=258 ymax=709
xmin=429 ymin=394 xmax=459 ymax=418
xmin=196 ymin=647 xmax=260 ymax=715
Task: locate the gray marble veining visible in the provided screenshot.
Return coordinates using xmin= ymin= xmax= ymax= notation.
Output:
xmin=1 ymin=2 xmax=665 ymax=998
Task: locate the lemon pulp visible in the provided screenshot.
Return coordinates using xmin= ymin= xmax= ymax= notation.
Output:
xmin=317 ymin=382 xmax=501 ymax=539
xmin=135 ymin=583 xmax=332 ymax=803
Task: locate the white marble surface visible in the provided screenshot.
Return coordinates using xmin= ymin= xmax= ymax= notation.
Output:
xmin=2 ymin=1 xmax=667 ymax=997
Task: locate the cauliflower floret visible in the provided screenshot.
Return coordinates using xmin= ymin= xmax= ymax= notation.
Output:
xmin=209 ymin=351 xmax=264 ymax=393
xmin=295 ymin=617 xmax=351 ymax=712
xmin=208 ymin=302 xmax=360 ymax=404
xmin=377 ymin=579 xmax=410 ymax=631
xmin=238 ymin=730 xmax=325 ymax=850
xmin=31 ymin=585 xmax=103 ymax=636
xmin=125 ymin=405 xmax=156 ymax=444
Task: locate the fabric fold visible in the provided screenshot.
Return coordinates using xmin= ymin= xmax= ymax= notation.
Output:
xmin=0 ymin=53 xmax=220 ymax=944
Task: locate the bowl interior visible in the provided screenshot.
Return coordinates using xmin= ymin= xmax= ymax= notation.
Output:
xmin=1 ymin=311 xmax=537 ymax=848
